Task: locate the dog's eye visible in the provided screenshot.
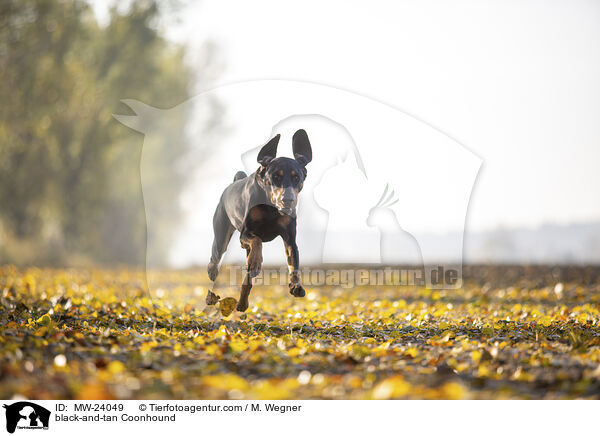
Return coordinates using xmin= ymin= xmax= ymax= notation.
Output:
xmin=272 ymin=175 xmax=281 ymax=184
xmin=292 ymin=175 xmax=299 ymax=183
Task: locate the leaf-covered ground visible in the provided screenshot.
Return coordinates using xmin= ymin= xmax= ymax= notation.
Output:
xmin=2 ymin=265 xmax=600 ymax=399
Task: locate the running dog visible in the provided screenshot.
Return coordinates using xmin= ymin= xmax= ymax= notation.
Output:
xmin=207 ymin=129 xmax=312 ymax=311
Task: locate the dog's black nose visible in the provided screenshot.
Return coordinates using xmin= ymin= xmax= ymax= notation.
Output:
xmin=281 ymin=188 xmax=296 ymax=205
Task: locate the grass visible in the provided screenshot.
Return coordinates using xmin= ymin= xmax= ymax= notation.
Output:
xmin=1 ymin=265 xmax=600 ymax=399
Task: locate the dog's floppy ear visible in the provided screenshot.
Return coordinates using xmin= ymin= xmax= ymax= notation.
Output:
xmin=257 ymin=134 xmax=280 ymax=166
xmin=292 ymin=129 xmax=312 ymax=166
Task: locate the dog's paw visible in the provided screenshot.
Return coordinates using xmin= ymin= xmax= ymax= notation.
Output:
xmin=207 ymin=262 xmax=219 ymax=282
xmin=289 ymin=283 xmax=306 ymax=298
xmin=206 ymin=290 xmax=220 ymax=305
xmin=236 ymin=299 xmax=249 ymax=312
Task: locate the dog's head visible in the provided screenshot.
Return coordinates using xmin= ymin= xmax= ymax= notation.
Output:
xmin=256 ymin=129 xmax=312 ymax=216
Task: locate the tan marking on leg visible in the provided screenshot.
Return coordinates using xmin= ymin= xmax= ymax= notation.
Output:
xmin=285 ymin=244 xmax=300 ymax=284
xmin=237 ymin=274 xmax=252 ymax=312
xmin=245 ymin=237 xmax=263 ymax=277
xmin=289 ymin=270 xmax=301 ymax=285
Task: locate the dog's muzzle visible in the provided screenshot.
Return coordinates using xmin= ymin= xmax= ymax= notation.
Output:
xmin=280 ymin=201 xmax=295 ymax=215
xmin=273 ymin=187 xmax=297 ymax=215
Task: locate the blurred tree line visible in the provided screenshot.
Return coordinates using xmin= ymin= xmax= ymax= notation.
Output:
xmin=0 ymin=0 xmax=219 ymax=266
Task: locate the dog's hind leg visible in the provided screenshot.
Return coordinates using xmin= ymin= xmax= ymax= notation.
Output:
xmin=207 ymin=202 xmax=235 ymax=304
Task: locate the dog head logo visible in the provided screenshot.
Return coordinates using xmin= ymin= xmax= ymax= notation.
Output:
xmin=115 ymin=80 xmax=481 ymax=290
xmin=3 ymin=402 xmax=50 ymax=433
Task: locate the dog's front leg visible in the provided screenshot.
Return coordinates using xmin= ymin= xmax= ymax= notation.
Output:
xmin=241 ymin=234 xmax=263 ymax=278
xmin=237 ymin=235 xmax=263 ymax=311
xmin=236 ymin=271 xmax=252 ymax=312
xmin=283 ymin=237 xmax=305 ymax=298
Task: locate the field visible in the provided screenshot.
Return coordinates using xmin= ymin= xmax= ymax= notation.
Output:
xmin=1 ymin=265 xmax=600 ymax=400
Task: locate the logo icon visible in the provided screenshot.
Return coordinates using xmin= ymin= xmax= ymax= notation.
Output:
xmin=3 ymin=402 xmax=50 ymax=434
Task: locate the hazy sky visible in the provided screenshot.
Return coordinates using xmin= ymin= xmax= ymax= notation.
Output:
xmin=96 ymin=0 xmax=600 ymax=233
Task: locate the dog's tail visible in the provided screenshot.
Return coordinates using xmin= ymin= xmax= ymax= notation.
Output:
xmin=233 ymin=171 xmax=247 ymax=182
